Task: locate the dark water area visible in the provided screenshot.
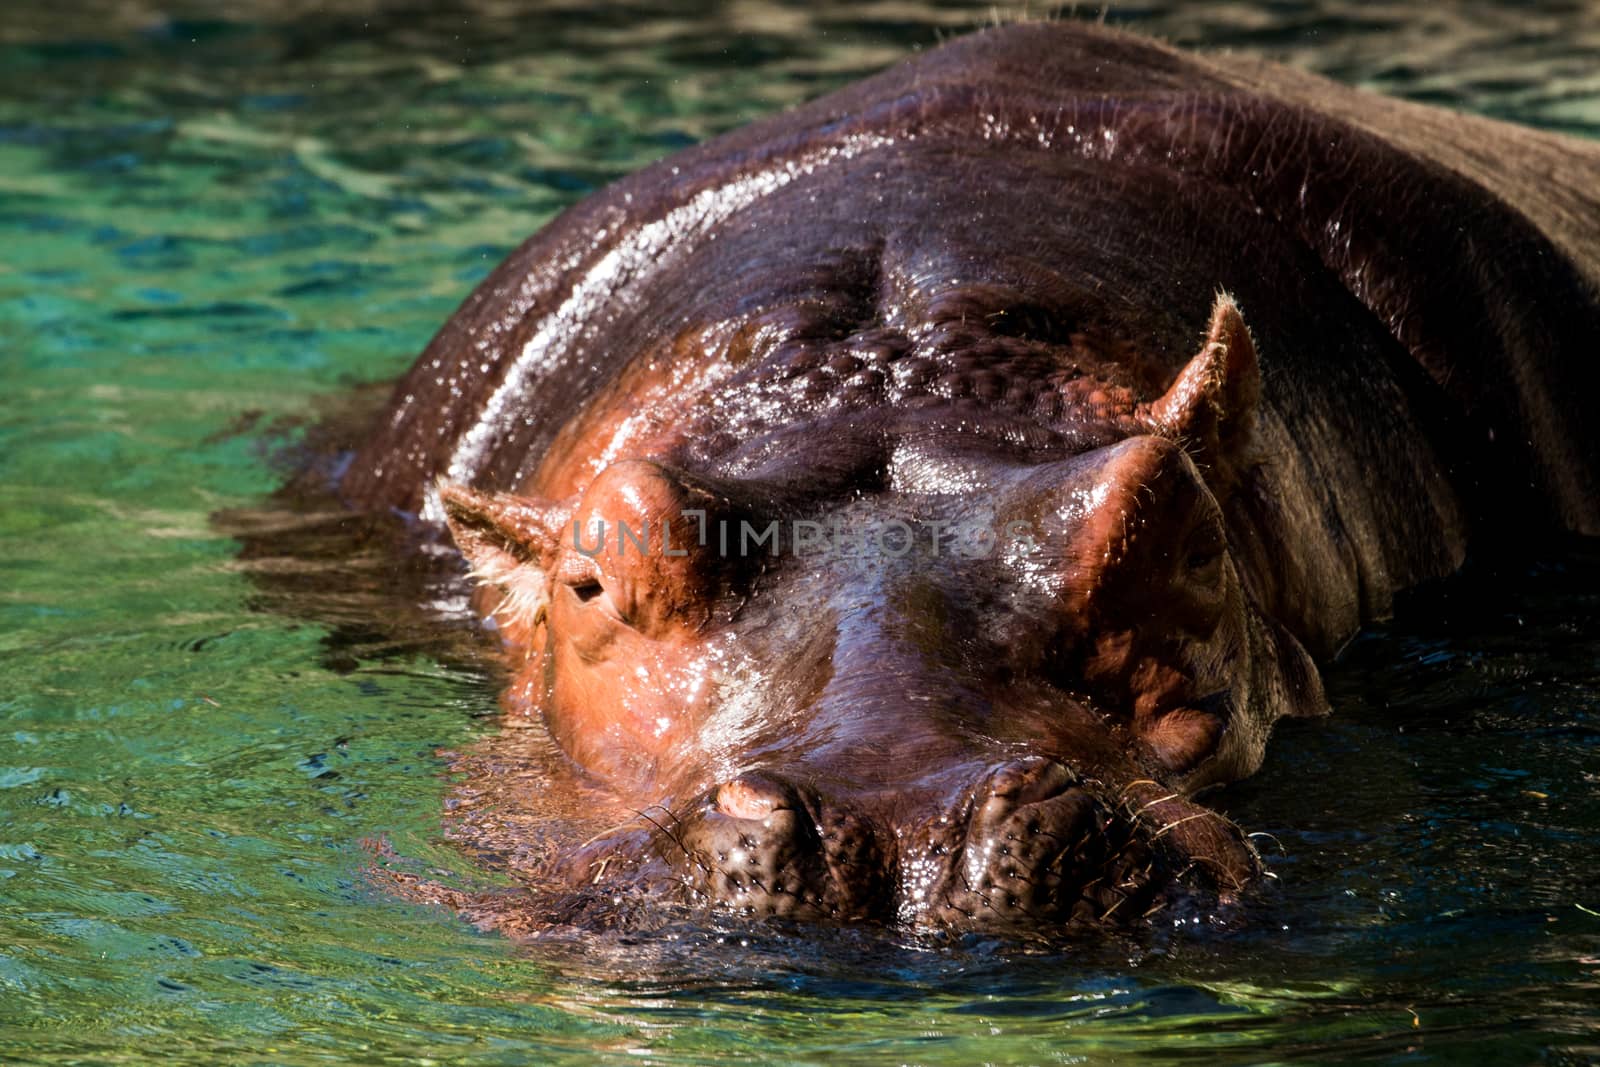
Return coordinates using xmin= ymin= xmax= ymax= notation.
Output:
xmin=2 ymin=2 xmax=1598 ymax=1063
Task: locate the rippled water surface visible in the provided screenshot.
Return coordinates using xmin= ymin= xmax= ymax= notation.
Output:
xmin=4 ymin=2 xmax=1600 ymax=1063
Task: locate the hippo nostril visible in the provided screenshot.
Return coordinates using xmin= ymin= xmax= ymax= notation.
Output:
xmin=910 ymin=756 xmax=1138 ymax=928
xmin=984 ymin=756 xmax=1079 ymax=805
xmin=714 ymin=774 xmax=796 ymax=821
xmin=678 ymin=773 xmax=894 ymax=922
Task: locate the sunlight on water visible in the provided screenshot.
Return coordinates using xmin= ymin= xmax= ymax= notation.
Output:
xmin=2 ymin=2 xmax=1598 ymax=1063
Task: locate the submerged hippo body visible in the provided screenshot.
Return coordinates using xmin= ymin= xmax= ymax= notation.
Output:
xmin=337 ymin=22 xmax=1600 ymax=930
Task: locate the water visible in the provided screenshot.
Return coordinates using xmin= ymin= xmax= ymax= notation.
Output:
xmin=3 ymin=2 xmax=1599 ymax=1062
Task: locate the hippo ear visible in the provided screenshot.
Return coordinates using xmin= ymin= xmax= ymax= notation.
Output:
xmin=437 ymin=481 xmax=564 ymax=630
xmin=1142 ymin=293 xmax=1261 ymax=479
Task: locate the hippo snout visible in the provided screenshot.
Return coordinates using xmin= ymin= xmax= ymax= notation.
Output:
xmin=657 ymin=757 xmax=1228 ymax=930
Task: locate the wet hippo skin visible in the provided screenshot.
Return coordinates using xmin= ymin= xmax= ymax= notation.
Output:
xmin=333 ymin=21 xmax=1600 ymax=932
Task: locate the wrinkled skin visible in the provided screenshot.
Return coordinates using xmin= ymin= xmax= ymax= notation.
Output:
xmin=334 ymin=22 xmax=1600 ymax=932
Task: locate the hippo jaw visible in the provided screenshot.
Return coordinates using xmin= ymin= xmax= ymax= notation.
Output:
xmin=436 ymin=294 xmax=1325 ymax=932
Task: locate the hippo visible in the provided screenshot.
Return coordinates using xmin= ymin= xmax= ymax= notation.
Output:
xmin=327 ymin=20 xmax=1600 ymax=932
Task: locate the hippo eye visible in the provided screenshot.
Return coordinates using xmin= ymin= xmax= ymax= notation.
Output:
xmin=561 ymin=573 xmax=629 ymax=628
xmin=1182 ymin=523 xmax=1227 ymax=575
xmin=985 ymin=300 xmax=1069 ymax=345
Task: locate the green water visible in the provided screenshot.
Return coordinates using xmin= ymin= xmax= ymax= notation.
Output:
xmin=3 ymin=2 xmax=1599 ymax=1063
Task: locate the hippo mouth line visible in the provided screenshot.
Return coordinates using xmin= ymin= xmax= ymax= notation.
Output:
xmin=616 ymin=757 xmax=1252 ymax=930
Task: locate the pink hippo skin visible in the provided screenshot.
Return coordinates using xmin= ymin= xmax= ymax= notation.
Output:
xmin=333 ymin=22 xmax=1600 ymax=931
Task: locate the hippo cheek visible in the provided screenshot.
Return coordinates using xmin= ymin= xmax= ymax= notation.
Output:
xmin=671 ymin=773 xmax=894 ymax=922
xmin=1140 ymin=705 xmax=1227 ymax=775
xmin=913 ymin=757 xmax=1159 ymax=928
xmin=542 ymin=597 xmax=718 ymax=790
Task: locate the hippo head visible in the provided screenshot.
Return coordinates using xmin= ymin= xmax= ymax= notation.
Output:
xmin=436 ymin=294 xmax=1325 ymax=930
